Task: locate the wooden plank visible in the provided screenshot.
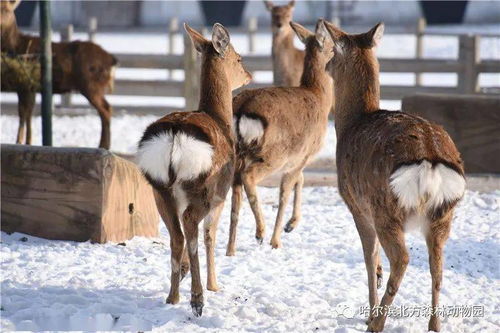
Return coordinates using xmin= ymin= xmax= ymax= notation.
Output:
xmin=381 ymin=86 xmax=457 ymax=100
xmin=477 ymin=60 xmax=500 ymax=73
xmin=0 ymin=144 xmax=159 ymax=243
xmin=113 ymin=79 xmax=183 ymax=97
xmin=0 ymin=103 xmax=180 ymax=117
xmin=402 ymin=93 xmax=500 ymax=173
xmin=379 ymin=58 xmax=462 ymax=73
xmin=115 ymin=53 xmax=183 ymax=69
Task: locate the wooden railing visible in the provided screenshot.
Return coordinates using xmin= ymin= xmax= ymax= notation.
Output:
xmin=1 ymin=17 xmax=499 ymax=115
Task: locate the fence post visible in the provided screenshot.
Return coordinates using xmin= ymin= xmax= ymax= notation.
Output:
xmin=88 ymin=16 xmax=97 ymax=42
xmin=183 ymin=33 xmax=200 ymax=111
xmin=60 ymin=24 xmax=73 ymax=108
xmin=415 ymin=17 xmax=426 ymax=86
xmin=248 ymin=17 xmax=257 ymax=54
xmin=458 ymin=34 xmax=480 ymax=94
xmin=167 ymin=17 xmax=179 ymax=79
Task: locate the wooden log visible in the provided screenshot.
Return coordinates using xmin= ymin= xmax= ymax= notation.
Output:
xmin=1 ymin=144 xmax=159 ymax=243
xmin=402 ymin=93 xmax=500 ymax=173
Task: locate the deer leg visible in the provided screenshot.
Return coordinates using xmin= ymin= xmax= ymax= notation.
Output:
xmin=16 ymin=91 xmax=27 ymax=144
xmin=284 ymin=171 xmax=304 ymax=233
xmin=353 ymin=214 xmax=381 ymax=325
xmin=85 ymin=93 xmax=113 ymax=149
xmin=242 ymin=168 xmax=266 ymax=244
xmin=270 ymin=168 xmax=301 ymax=249
xmin=182 ymin=208 xmax=205 ymax=317
xmin=153 ymin=189 xmax=184 ymax=305
xmin=23 ymin=91 xmax=35 ymax=145
xmin=368 ymin=224 xmax=408 ymax=332
xmin=204 ymin=201 xmax=224 ymax=291
xmin=226 ymin=175 xmax=243 ymax=256
xmin=180 ymin=243 xmax=190 ymax=281
xmin=426 ymin=213 xmax=452 ymax=332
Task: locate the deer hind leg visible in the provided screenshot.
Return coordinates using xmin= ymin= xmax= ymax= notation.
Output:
xmin=368 ymin=221 xmax=408 ymax=332
xmin=204 ymin=201 xmax=224 ymax=291
xmin=16 ymin=91 xmax=36 ymax=144
xmin=84 ymin=92 xmax=113 ymax=149
xmin=270 ymin=168 xmax=302 ymax=249
xmin=226 ymin=174 xmax=243 ymax=256
xmin=182 ymin=206 xmax=207 ymax=317
xmin=426 ymin=212 xmax=452 ymax=332
xmin=242 ymin=164 xmax=272 ymax=244
xmin=153 ymin=189 xmax=184 ymax=305
xmin=352 ymin=213 xmax=381 ymax=325
xmin=284 ymin=171 xmax=304 ymax=233
xmin=180 ymin=243 xmax=190 ymax=281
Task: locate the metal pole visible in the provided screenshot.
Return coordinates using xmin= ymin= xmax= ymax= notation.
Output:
xmin=40 ymin=0 xmax=52 ymax=146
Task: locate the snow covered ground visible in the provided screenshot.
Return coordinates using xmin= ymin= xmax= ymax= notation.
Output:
xmin=1 ymin=187 xmax=499 ymax=331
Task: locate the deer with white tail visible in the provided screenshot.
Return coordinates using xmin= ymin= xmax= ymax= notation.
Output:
xmin=226 ymin=19 xmax=333 ymax=255
xmin=324 ymin=21 xmax=465 ymax=332
xmin=136 ymin=23 xmax=251 ymax=317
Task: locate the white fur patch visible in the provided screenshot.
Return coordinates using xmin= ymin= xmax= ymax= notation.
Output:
xmin=137 ymin=130 xmax=214 ymax=184
xmin=171 ymin=132 xmax=214 ymax=181
xmin=173 ymin=183 xmax=188 ymax=222
xmin=390 ymin=160 xmax=465 ymax=212
xmin=136 ymin=132 xmax=173 ymax=184
xmin=238 ymin=116 xmax=264 ymax=144
xmin=405 ymin=213 xmax=430 ymax=234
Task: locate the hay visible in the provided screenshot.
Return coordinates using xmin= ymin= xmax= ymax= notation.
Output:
xmin=1 ymin=53 xmax=41 ymax=92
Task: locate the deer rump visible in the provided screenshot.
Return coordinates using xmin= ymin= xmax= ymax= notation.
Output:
xmin=337 ymin=110 xmax=465 ymax=224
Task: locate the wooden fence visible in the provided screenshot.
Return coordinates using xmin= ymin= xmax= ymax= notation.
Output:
xmin=1 ymin=17 xmax=499 ymax=115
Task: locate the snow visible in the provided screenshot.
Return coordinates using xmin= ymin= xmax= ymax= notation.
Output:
xmin=1 ymin=188 xmax=499 ymax=331
xmin=1 ymin=25 xmax=499 ymax=332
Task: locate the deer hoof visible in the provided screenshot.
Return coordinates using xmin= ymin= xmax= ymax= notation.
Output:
xmin=428 ymin=316 xmax=441 ymax=332
xmin=166 ymin=294 xmax=180 ymax=305
xmin=191 ymin=302 xmax=204 ymax=317
xmin=255 ymin=236 xmax=264 ymax=245
xmin=270 ymin=239 xmax=281 ymax=249
xmin=181 ymin=263 xmax=190 ymax=281
xmin=226 ymin=248 xmax=236 ymax=256
xmin=284 ymin=220 xmax=295 ymax=233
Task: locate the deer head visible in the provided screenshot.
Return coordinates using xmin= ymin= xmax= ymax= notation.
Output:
xmin=264 ymin=0 xmax=295 ymax=35
xmin=1 ymin=0 xmax=20 ymax=31
xmin=323 ymin=21 xmax=384 ymax=78
xmin=290 ymin=19 xmax=334 ymax=73
xmin=184 ymin=23 xmax=251 ymax=90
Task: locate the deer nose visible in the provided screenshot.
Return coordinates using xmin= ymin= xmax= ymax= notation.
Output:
xmin=276 ymin=23 xmax=282 ymax=28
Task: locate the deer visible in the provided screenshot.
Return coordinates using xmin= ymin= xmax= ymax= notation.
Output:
xmin=136 ymin=23 xmax=251 ymax=317
xmin=225 ymin=19 xmax=333 ymax=256
xmin=0 ymin=0 xmax=117 ymax=149
xmin=264 ymin=0 xmax=305 ymax=87
xmin=323 ymin=21 xmax=466 ymax=332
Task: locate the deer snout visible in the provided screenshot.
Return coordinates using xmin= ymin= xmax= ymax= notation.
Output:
xmin=244 ymin=71 xmax=252 ymax=85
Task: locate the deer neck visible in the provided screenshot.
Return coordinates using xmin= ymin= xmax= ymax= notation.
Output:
xmin=1 ymin=20 xmax=21 ymax=52
xmin=198 ymin=56 xmax=233 ymax=132
xmin=334 ymin=57 xmax=380 ymax=138
xmin=272 ymin=29 xmax=295 ymax=61
xmin=300 ymin=47 xmax=333 ymax=111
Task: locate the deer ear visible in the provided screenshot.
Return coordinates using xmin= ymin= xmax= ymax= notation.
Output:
xmin=212 ymin=23 xmax=230 ymax=57
xmin=288 ymin=0 xmax=295 ymax=8
xmin=315 ymin=19 xmax=328 ymax=50
xmin=263 ymin=1 xmax=274 ymax=11
xmin=9 ymin=0 xmax=21 ymax=10
xmin=184 ymin=23 xmax=207 ymax=53
xmin=290 ymin=21 xmax=313 ymax=45
xmin=366 ymin=22 xmax=384 ymax=47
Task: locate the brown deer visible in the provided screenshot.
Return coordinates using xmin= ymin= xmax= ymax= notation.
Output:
xmin=137 ymin=23 xmax=251 ymax=317
xmin=264 ymin=0 xmax=305 ymax=86
xmin=1 ymin=0 xmax=117 ymax=149
xmin=324 ymin=21 xmax=466 ymax=332
xmin=226 ymin=20 xmax=333 ymax=255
